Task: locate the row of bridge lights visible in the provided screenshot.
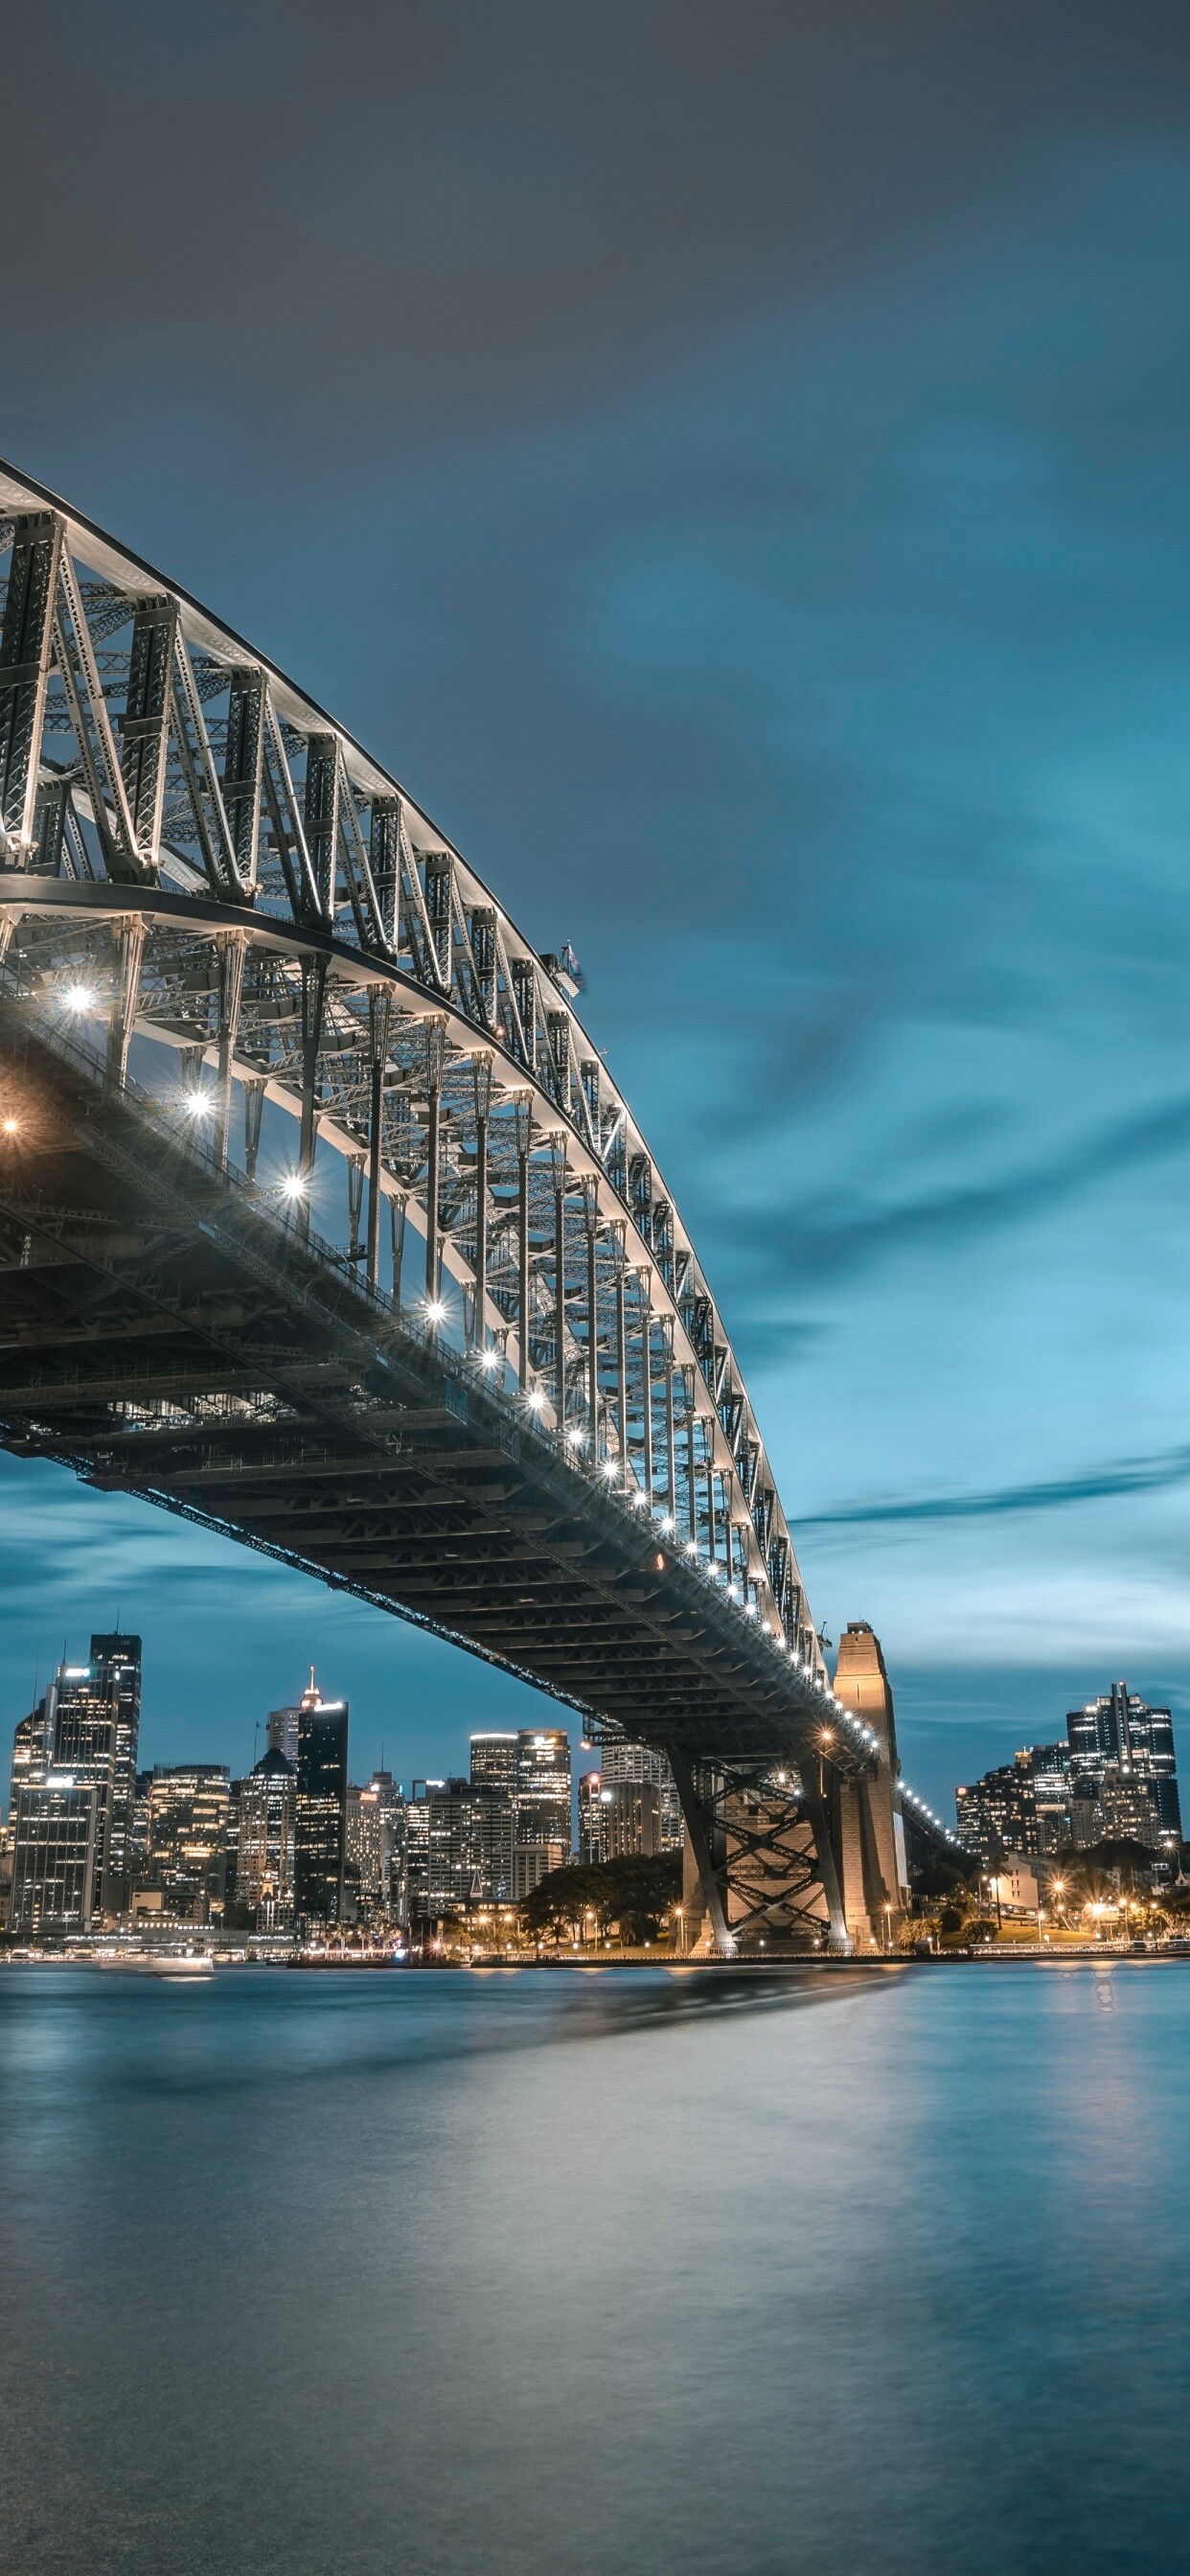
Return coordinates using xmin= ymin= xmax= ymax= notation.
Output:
xmin=46 ymin=985 xmax=936 ymax=1802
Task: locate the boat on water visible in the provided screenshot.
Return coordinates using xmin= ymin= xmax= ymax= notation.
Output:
xmin=96 ymin=1952 xmax=215 ymax=1977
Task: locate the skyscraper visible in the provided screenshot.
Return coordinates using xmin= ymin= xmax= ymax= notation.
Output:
xmin=267 ymin=1702 xmax=302 ymax=1766
xmin=8 ymin=1779 xmax=100 ymax=1939
xmin=148 ymin=1766 xmax=231 ymax=1921
xmin=469 ymin=1734 xmax=516 ymax=1898
xmin=22 ymin=1635 xmax=143 ymax=1920
xmin=598 ymin=1730 xmax=682 ymax=1852
xmin=236 ymin=1748 xmax=295 ymax=1929
xmin=1066 ymin=1683 xmax=1181 ymax=1847
xmin=515 ymin=1729 xmax=572 ymax=1856
xmin=578 ymin=1769 xmax=607 ymax=1866
xmin=294 ymin=1672 xmax=349 ymax=1927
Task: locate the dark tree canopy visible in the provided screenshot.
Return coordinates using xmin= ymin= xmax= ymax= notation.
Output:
xmin=520 ymin=1852 xmax=682 ymax=1942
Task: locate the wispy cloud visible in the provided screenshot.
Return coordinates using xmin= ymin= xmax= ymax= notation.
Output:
xmin=800 ymin=1449 xmax=1190 ymax=1529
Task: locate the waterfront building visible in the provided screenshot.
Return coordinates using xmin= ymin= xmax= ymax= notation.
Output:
xmin=578 ymin=1769 xmax=607 ymax=1865
xmin=236 ymin=1748 xmax=295 ymax=1929
xmin=515 ymin=1729 xmax=572 ymax=1857
xmin=8 ymin=1780 xmax=100 ymax=1938
xmin=148 ymin=1765 xmax=231 ymax=1920
xmin=294 ymin=1672 xmax=349 ymax=1928
xmin=38 ymin=1634 xmax=142 ymax=1919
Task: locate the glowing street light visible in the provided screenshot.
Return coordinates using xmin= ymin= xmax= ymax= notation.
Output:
xmin=425 ymin=1299 xmax=446 ymax=1324
xmin=61 ymin=982 xmax=97 ymax=1015
xmin=279 ymin=1173 xmax=308 ymax=1203
xmin=0 ymin=1116 xmax=18 ymax=1136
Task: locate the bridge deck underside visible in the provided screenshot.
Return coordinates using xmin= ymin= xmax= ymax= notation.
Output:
xmin=0 ymin=1016 xmax=858 ymax=1782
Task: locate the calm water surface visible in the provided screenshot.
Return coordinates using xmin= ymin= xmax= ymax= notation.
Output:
xmin=0 ymin=1960 xmax=1185 ymax=2575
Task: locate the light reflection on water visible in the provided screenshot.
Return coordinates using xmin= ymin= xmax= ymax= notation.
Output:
xmin=1 ymin=1962 xmax=1186 ymax=2576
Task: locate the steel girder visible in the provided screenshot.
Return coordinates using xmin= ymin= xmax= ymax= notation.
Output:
xmin=0 ymin=461 xmax=965 ymax=1933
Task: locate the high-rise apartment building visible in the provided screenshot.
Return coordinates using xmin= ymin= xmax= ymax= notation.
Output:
xmin=1065 ymin=1683 xmax=1181 ymax=1848
xmin=406 ymin=1778 xmax=476 ymax=1918
xmin=294 ymin=1672 xmax=349 ymax=1926
xmin=598 ymin=1729 xmax=682 ymax=1852
xmin=235 ymin=1748 xmax=295 ymax=1929
xmin=955 ymin=1756 xmax=1040 ymax=1860
xmin=148 ymin=1765 xmax=231 ymax=1921
xmin=8 ymin=1781 xmax=100 ymax=1938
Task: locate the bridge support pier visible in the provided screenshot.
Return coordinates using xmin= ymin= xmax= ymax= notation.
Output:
xmin=832 ymin=1622 xmax=910 ymax=1951
xmin=669 ymin=1749 xmax=850 ymax=1957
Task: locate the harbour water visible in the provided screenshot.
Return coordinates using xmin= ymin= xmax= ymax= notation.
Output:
xmin=1 ymin=1960 xmax=1186 ymax=2575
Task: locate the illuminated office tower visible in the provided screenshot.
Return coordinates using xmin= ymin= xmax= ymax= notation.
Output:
xmin=469 ymin=1735 xmax=516 ymax=1898
xmin=294 ymin=1671 xmax=349 ymax=1926
xmin=347 ymin=1769 xmax=406 ymax=1920
xmin=470 ymin=1733 xmax=517 ymax=1798
xmin=149 ymin=1765 xmax=231 ymax=1921
xmin=405 ymin=1779 xmax=477 ymax=1918
xmin=44 ymin=1634 xmax=142 ymax=1919
xmin=9 ymin=1695 xmax=53 ymax=1825
xmin=8 ymin=1780 xmax=100 ymax=1938
xmin=578 ymin=1769 xmax=607 ymax=1866
xmin=515 ymin=1729 xmax=572 ymax=1855
xmin=236 ymin=1749 xmax=295 ymax=1929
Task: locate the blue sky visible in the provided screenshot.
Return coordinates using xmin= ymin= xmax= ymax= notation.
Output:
xmin=5 ymin=6 xmax=1190 ymax=1816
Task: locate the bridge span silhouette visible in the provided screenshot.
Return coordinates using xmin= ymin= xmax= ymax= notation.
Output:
xmin=0 ymin=461 xmax=960 ymax=1952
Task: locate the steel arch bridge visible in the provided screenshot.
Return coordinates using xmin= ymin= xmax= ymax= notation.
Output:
xmin=0 ymin=461 xmax=959 ymax=1953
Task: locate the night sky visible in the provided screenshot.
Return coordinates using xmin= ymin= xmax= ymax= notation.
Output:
xmin=5 ymin=2 xmax=1190 ymax=1816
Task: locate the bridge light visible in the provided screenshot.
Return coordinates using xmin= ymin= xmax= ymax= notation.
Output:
xmin=566 ymin=1425 xmax=584 ymax=1447
xmin=280 ymin=1173 xmax=308 ymax=1202
xmin=684 ymin=1537 xmax=698 ymax=1555
xmin=181 ymin=1090 xmax=213 ymax=1120
xmin=479 ymin=1347 xmax=498 ymax=1370
xmin=426 ymin=1299 xmax=446 ymax=1324
xmin=61 ymin=982 xmax=97 ymax=1015
xmin=602 ymin=1459 xmax=617 ymax=1481
xmin=0 ymin=1116 xmax=17 ymax=1136
xmin=659 ymin=1515 xmax=675 ymax=1534
xmin=820 ymin=1729 xmax=834 ymax=1747
xmin=526 ymin=1386 xmax=544 ymax=1411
